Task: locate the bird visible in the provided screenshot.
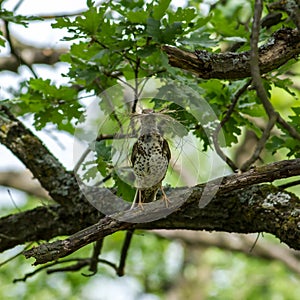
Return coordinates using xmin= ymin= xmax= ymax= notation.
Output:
xmin=130 ymin=109 xmax=171 ymax=209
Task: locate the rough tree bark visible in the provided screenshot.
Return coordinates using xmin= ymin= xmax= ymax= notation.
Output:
xmin=163 ymin=28 xmax=300 ymax=79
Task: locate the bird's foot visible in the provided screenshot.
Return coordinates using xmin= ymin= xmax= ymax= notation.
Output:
xmin=161 ymin=187 xmax=171 ymax=207
xmin=130 ymin=189 xmax=144 ymax=210
xmin=137 ymin=201 xmax=145 ymax=210
xmin=130 ymin=202 xmax=145 ymax=210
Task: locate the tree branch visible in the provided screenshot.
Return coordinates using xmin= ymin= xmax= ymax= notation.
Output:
xmin=0 ymin=105 xmax=83 ymax=208
xmin=3 ymin=20 xmax=38 ymax=77
xmin=0 ymin=202 xmax=102 ymax=253
xmin=162 ymin=28 xmax=300 ymax=79
xmin=250 ymin=0 xmax=300 ymax=145
xmin=0 ymin=170 xmax=50 ymax=199
xmin=0 ymin=28 xmax=67 ymax=73
xmin=22 ymin=158 xmax=300 ymax=265
xmin=269 ymin=0 xmax=300 ymax=31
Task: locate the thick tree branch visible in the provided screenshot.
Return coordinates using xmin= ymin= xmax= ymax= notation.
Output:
xmin=0 ymin=170 xmax=50 ymax=199
xmin=22 ymin=158 xmax=300 ymax=265
xmin=0 ymin=32 xmax=67 ymax=73
xmin=269 ymin=0 xmax=300 ymax=31
xmin=162 ymin=28 xmax=300 ymax=79
xmin=24 ymin=216 xmax=133 ymax=265
xmin=0 ymin=47 xmax=66 ymax=73
xmin=0 ymin=105 xmax=83 ymax=208
xmin=0 ymin=203 xmax=102 ymax=253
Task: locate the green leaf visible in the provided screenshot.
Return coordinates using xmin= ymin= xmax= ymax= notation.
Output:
xmin=87 ymin=0 xmax=95 ymax=8
xmin=75 ymin=6 xmax=104 ymax=35
xmin=168 ymin=7 xmax=197 ymax=24
xmin=127 ymin=10 xmax=148 ymax=24
xmin=114 ymin=175 xmax=135 ymax=202
xmin=162 ymin=22 xmax=183 ymax=43
xmin=146 ymin=17 xmax=161 ymax=41
xmin=0 ymin=9 xmax=42 ymax=27
xmin=95 ymin=140 xmax=112 ymax=162
xmin=96 ymin=157 xmax=109 ymax=177
xmin=179 ymin=31 xmax=218 ymax=48
xmin=153 ymin=0 xmax=171 ymax=20
xmin=285 ymin=138 xmax=300 ymax=157
xmin=239 ymin=103 xmax=265 ymax=117
xmin=288 ymin=107 xmax=300 ymax=133
xmin=223 ymin=117 xmax=241 ymax=146
xmin=272 ymin=77 xmax=296 ymax=97
xmin=266 ymin=136 xmax=285 ymax=154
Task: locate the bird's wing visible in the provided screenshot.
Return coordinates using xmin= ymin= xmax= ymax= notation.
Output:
xmin=163 ymin=139 xmax=171 ymax=161
xmin=131 ymin=141 xmax=138 ymax=166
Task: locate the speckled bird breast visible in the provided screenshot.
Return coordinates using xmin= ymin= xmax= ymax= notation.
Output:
xmin=132 ymin=132 xmax=169 ymax=189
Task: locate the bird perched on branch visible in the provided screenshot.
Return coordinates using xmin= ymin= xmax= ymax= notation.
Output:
xmin=130 ymin=109 xmax=171 ymax=209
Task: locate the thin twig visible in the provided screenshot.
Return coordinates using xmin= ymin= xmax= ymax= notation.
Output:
xmin=3 ymin=21 xmax=38 ymax=78
xmin=240 ymin=113 xmax=278 ymax=171
xmin=94 ymin=79 xmax=124 ymax=130
xmin=13 ymin=258 xmax=87 ymax=282
xmin=48 ymin=259 xmax=91 ymax=274
xmin=117 ymin=229 xmax=135 ymax=276
xmin=250 ymin=0 xmax=274 ymax=117
xmin=85 ymin=239 xmax=104 ymax=276
xmin=131 ymin=57 xmax=141 ymax=113
xmin=14 ymin=253 xmax=119 ymax=282
xmin=74 ymin=146 xmax=91 ymax=174
xmin=7 ymin=189 xmax=22 ymax=212
xmin=137 ymin=77 xmax=151 ymax=99
xmin=48 ymin=258 xmax=118 ymax=275
xmin=13 ymin=0 xmax=25 ymax=12
xmin=213 ymin=80 xmax=251 ymax=172
xmin=249 ymin=232 xmax=261 ymax=253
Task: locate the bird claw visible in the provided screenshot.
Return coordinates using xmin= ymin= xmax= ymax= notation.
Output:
xmin=161 ymin=187 xmax=171 ymax=207
xmin=163 ymin=196 xmax=171 ymax=207
xmin=130 ymin=189 xmax=144 ymax=210
xmin=137 ymin=202 xmax=145 ymax=210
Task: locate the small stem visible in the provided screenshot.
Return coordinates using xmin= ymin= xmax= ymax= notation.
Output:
xmin=213 ymin=80 xmax=251 ymax=172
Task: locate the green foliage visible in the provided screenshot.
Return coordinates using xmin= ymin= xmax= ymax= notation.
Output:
xmin=0 ymin=7 xmax=42 ymax=47
xmin=16 ymin=78 xmax=83 ymax=133
xmin=0 ymin=8 xmax=42 ymax=27
xmin=114 ymin=174 xmax=135 ymax=202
